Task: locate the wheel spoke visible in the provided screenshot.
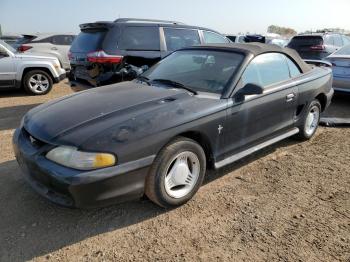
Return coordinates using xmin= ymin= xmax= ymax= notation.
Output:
xmin=164 ymin=151 xmax=200 ymax=199
xmin=305 ymin=106 xmax=319 ymax=136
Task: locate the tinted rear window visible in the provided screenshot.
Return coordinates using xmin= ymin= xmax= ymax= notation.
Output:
xmin=119 ymin=26 xmax=160 ymax=51
xmin=52 ymin=35 xmax=75 ymax=45
xmin=70 ymin=31 xmax=106 ymax=52
xmin=289 ymin=36 xmax=323 ymax=46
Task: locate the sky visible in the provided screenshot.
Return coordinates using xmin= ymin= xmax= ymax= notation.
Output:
xmin=0 ymin=0 xmax=349 ymax=35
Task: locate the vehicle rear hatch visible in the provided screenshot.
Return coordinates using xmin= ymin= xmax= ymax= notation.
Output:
xmin=288 ymin=35 xmax=326 ymax=59
xmin=14 ymin=34 xmax=37 ymax=51
xmin=69 ymin=22 xmax=119 ymax=86
xmin=328 ymin=56 xmax=350 ymax=78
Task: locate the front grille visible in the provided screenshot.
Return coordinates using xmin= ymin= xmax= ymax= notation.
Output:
xmin=22 ymin=128 xmax=47 ymax=149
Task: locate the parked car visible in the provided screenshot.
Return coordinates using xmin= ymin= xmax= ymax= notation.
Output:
xmin=267 ymin=38 xmax=289 ymax=47
xmin=68 ymin=18 xmax=230 ymax=90
xmin=244 ymin=34 xmax=266 ymax=43
xmin=287 ymin=33 xmax=350 ymax=60
xmin=0 ymin=40 xmax=65 ymax=95
xmin=226 ymin=35 xmax=246 ymax=43
xmin=14 ymin=43 xmax=333 ymax=208
xmin=14 ymin=33 xmax=76 ymax=70
xmin=0 ymin=35 xmax=21 ymax=47
xmin=326 ymin=45 xmax=350 ymax=93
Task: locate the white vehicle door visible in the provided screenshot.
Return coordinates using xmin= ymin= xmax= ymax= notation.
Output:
xmin=0 ymin=44 xmax=16 ymax=87
xmin=52 ymin=35 xmax=75 ymax=69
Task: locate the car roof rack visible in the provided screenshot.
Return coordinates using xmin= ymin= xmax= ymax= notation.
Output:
xmin=114 ymin=18 xmax=185 ymax=25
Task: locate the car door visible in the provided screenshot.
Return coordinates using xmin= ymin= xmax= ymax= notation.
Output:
xmin=223 ymin=53 xmax=299 ymax=156
xmin=0 ymin=45 xmax=16 ymax=87
xmin=161 ymin=27 xmax=201 ymax=58
xmin=52 ymin=35 xmax=75 ymax=69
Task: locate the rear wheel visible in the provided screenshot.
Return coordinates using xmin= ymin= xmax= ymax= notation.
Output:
xmin=23 ymin=70 xmax=53 ymax=95
xmin=145 ymin=137 xmax=206 ymax=208
xmin=295 ymin=100 xmax=321 ymax=140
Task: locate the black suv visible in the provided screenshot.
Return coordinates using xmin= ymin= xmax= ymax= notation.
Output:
xmin=68 ymin=18 xmax=230 ymax=90
xmin=287 ymin=33 xmax=350 ymax=60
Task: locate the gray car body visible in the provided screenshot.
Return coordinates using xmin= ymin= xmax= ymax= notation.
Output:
xmin=326 ymin=46 xmax=350 ymax=92
xmin=0 ymin=40 xmax=66 ymax=89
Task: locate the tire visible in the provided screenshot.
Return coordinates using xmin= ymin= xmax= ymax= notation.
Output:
xmin=23 ymin=70 xmax=53 ymax=95
xmin=295 ymin=99 xmax=321 ymax=140
xmin=145 ymin=137 xmax=207 ymax=208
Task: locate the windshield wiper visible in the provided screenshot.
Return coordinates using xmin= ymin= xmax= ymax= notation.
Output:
xmin=151 ymin=79 xmax=197 ymax=95
xmin=136 ymin=75 xmax=151 ymax=86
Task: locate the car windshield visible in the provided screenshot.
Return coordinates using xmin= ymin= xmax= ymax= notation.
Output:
xmin=334 ymin=45 xmax=350 ymax=56
xmin=0 ymin=40 xmax=16 ymax=53
xmin=142 ymin=50 xmax=244 ymax=94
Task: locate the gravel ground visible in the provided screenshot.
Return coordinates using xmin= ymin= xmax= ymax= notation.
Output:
xmin=0 ymin=83 xmax=349 ymax=262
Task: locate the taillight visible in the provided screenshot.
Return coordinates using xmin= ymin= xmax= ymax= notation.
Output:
xmin=310 ymin=45 xmax=325 ymax=51
xmin=87 ymin=50 xmax=123 ymax=64
xmin=18 ymin=45 xmax=32 ymax=52
xmin=68 ymin=51 xmax=73 ymax=60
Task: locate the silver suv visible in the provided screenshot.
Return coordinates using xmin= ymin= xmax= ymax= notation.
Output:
xmin=0 ymin=40 xmax=66 ymax=95
xmin=15 ymin=34 xmax=75 ymax=70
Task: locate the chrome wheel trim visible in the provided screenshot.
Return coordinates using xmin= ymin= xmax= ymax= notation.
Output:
xmin=305 ymin=105 xmax=320 ymax=136
xmin=28 ymin=74 xmax=49 ymax=93
xmin=164 ymin=151 xmax=200 ymax=199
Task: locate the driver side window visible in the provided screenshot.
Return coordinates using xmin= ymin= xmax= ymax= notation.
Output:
xmin=241 ymin=53 xmax=291 ymax=88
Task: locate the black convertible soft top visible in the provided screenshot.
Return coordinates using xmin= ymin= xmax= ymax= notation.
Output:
xmin=187 ymin=43 xmax=312 ymax=74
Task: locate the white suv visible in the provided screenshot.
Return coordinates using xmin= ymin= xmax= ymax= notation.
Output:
xmin=15 ymin=34 xmax=75 ymax=70
xmin=0 ymin=40 xmax=66 ymax=95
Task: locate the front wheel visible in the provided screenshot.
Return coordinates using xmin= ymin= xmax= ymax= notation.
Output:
xmin=295 ymin=100 xmax=321 ymax=140
xmin=145 ymin=137 xmax=206 ymax=208
xmin=23 ymin=70 xmax=53 ymax=95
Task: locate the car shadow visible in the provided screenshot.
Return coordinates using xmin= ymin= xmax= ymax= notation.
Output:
xmin=0 ymin=104 xmax=41 ymax=131
xmin=0 ymin=88 xmax=28 ymax=98
xmin=0 ymin=160 xmax=165 ymax=261
xmin=204 ymin=137 xmax=300 ymax=185
xmin=0 ymin=137 xmax=302 ymax=262
xmin=322 ymin=92 xmax=350 ymax=119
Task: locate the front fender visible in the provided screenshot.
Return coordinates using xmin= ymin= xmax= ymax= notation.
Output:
xmin=16 ymin=61 xmax=62 ymax=81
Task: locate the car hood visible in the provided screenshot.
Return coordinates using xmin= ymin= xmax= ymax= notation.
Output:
xmin=15 ymin=52 xmax=57 ymax=61
xmin=23 ymin=82 xmax=224 ymax=146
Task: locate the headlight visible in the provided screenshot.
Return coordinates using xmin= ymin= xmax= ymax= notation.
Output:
xmin=46 ymin=146 xmax=116 ymax=170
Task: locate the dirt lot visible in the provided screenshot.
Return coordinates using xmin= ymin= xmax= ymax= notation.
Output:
xmin=0 ymin=83 xmax=349 ymax=262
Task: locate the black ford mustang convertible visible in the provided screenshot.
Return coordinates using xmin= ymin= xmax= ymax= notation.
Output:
xmin=13 ymin=43 xmax=334 ymax=208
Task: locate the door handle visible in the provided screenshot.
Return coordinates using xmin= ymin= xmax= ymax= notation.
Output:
xmin=286 ymin=93 xmax=295 ymax=102
xmin=51 ymin=47 xmax=58 ymax=50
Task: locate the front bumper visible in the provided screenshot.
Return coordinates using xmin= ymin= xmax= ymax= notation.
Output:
xmin=54 ymin=72 xmax=66 ymax=83
xmin=12 ymin=128 xmax=155 ymax=208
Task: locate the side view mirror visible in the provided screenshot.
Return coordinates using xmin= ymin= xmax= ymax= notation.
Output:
xmin=237 ymin=83 xmax=264 ymax=96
